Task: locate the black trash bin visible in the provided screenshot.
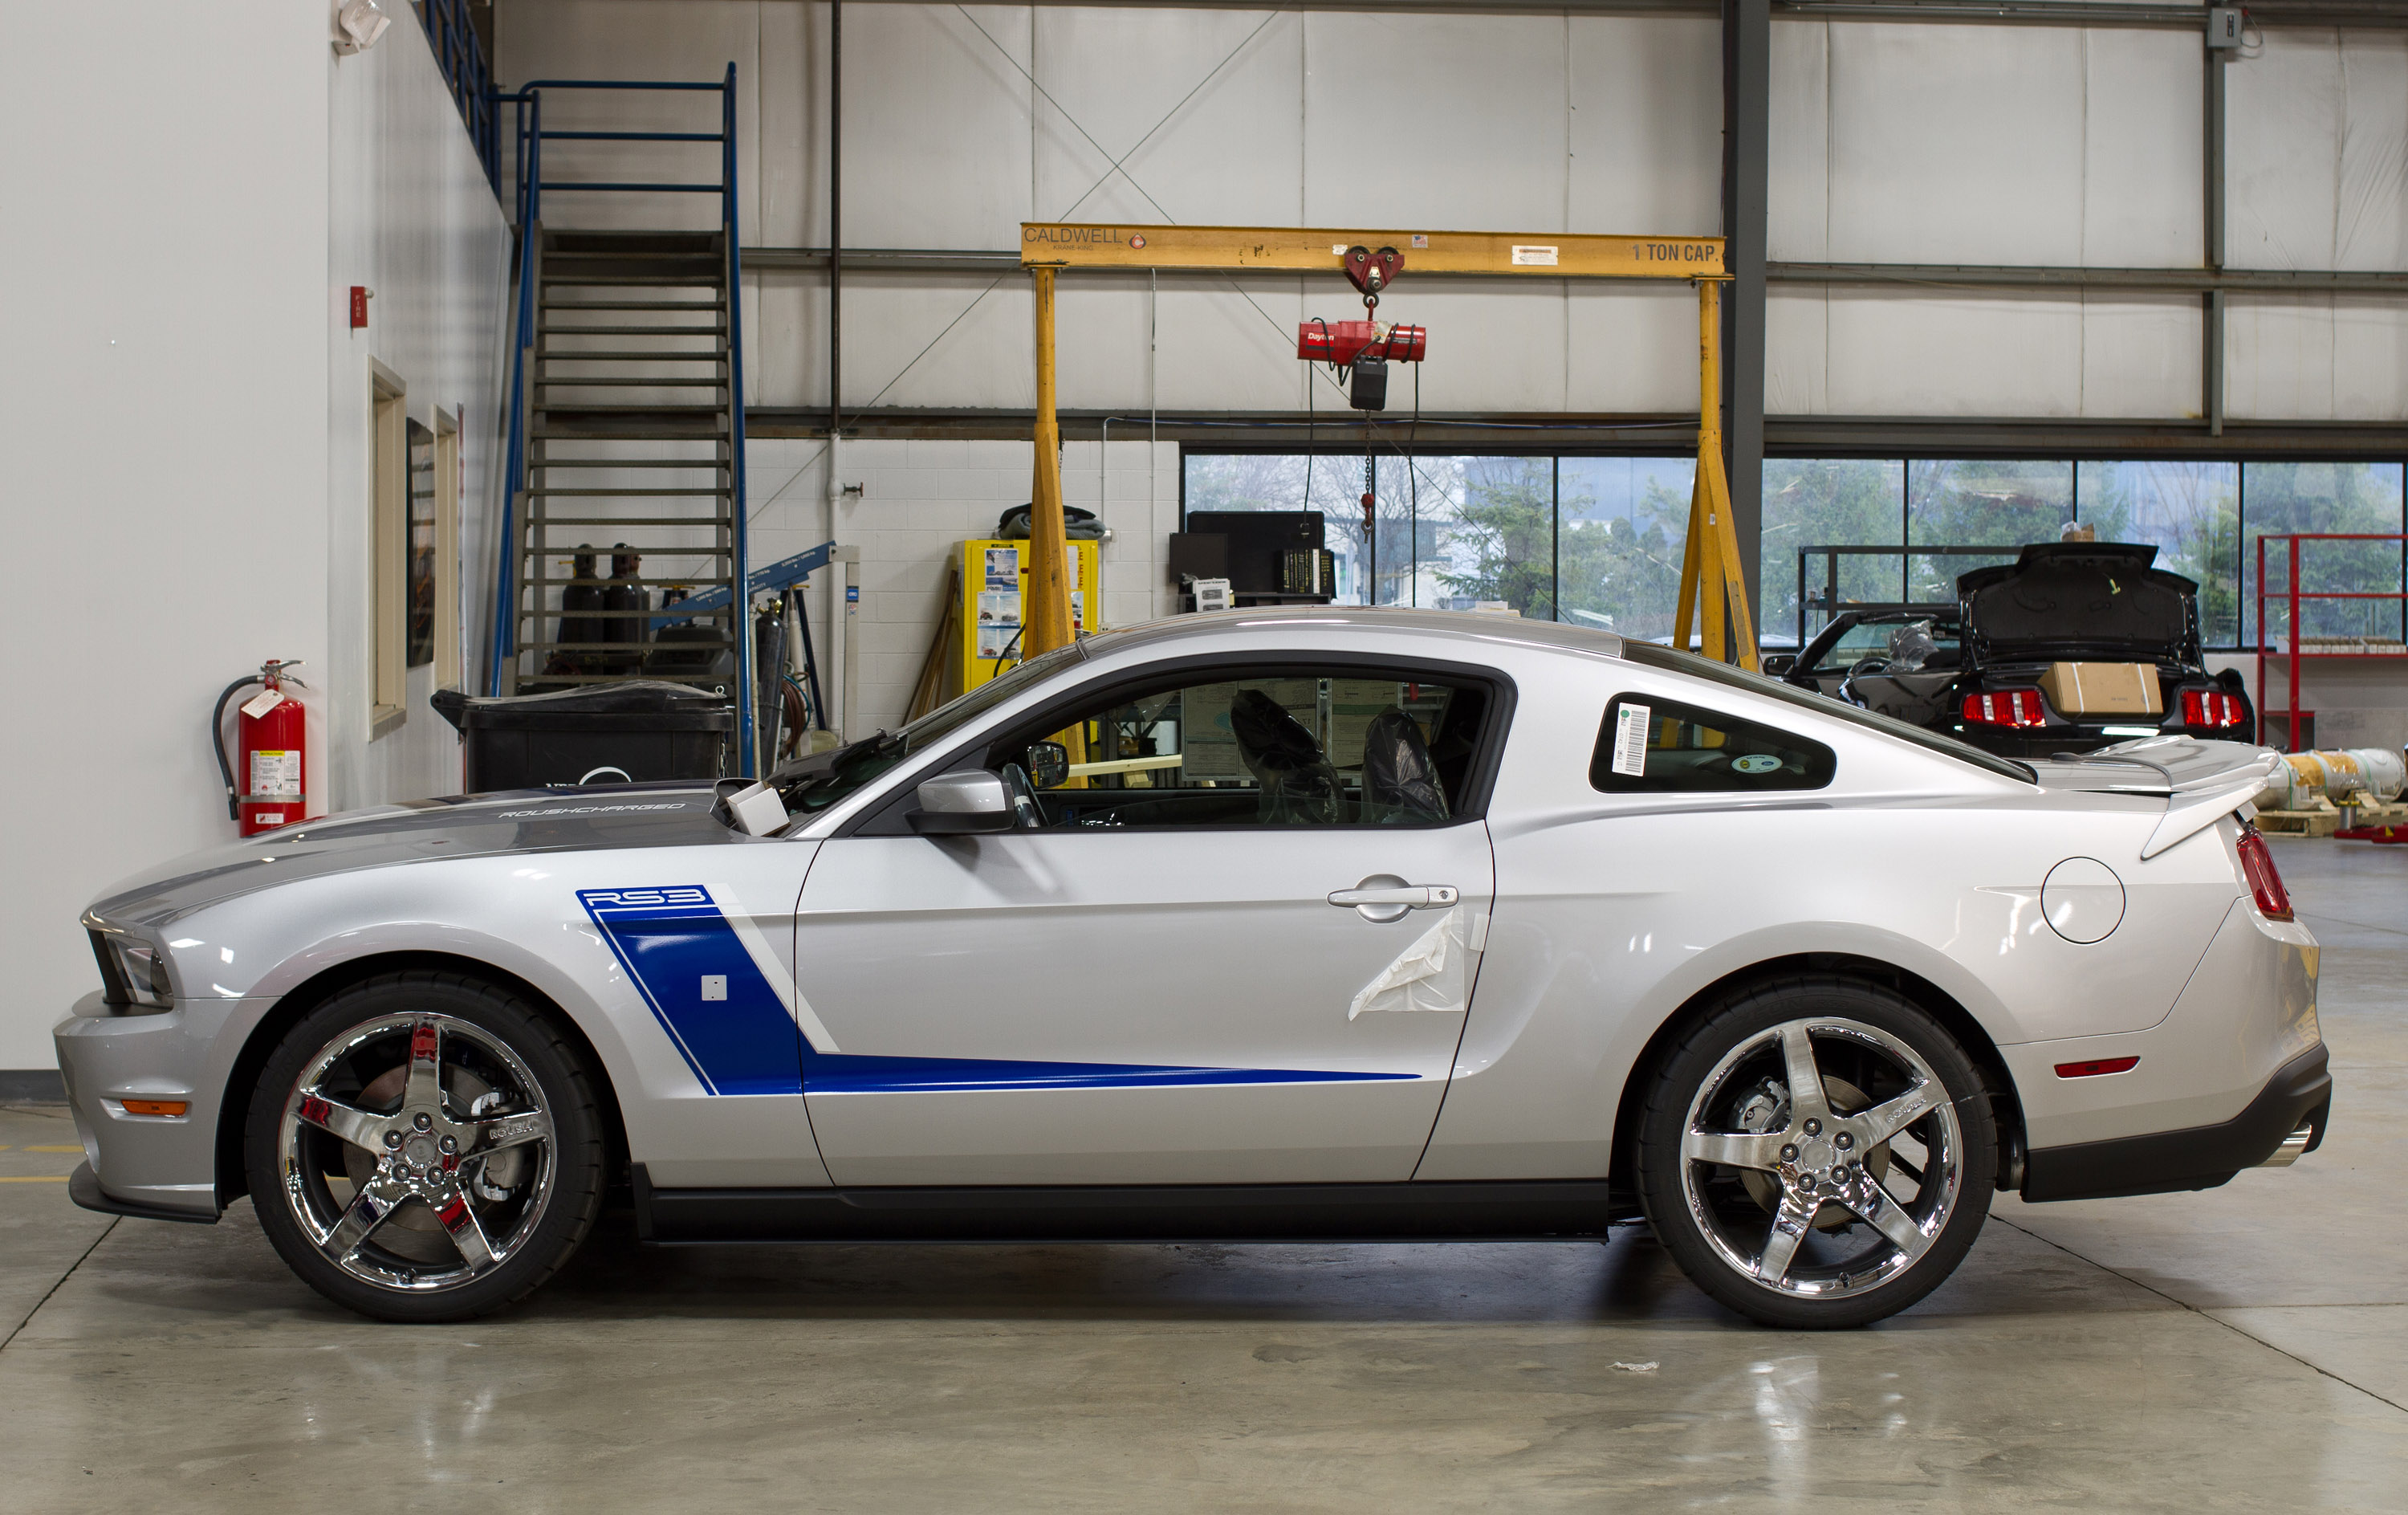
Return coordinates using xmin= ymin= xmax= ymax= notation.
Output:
xmin=432 ymin=682 xmax=734 ymax=792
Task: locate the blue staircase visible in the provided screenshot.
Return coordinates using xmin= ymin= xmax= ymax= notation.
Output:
xmin=487 ymin=69 xmax=755 ymax=774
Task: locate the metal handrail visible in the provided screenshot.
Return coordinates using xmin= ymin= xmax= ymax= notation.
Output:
xmin=2252 ymin=531 xmax=2408 ymax=751
xmin=485 ymin=68 xmax=756 ymax=775
xmin=415 ymin=0 xmax=500 ymax=189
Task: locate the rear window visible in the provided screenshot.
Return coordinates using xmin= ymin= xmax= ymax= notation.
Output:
xmin=1617 ymin=641 xmax=2036 ymax=784
xmin=1592 ymin=695 xmax=1835 ymax=793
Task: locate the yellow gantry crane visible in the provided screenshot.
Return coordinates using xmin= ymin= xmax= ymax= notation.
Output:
xmin=1019 ymin=222 xmax=1755 ymax=670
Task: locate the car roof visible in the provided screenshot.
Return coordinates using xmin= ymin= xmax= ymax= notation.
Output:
xmin=1078 ymin=604 xmax=1629 ymax=661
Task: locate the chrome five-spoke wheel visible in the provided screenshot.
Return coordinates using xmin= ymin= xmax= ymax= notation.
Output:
xmin=1638 ymin=979 xmax=1995 ymax=1329
xmin=246 ymin=974 xmax=604 ymax=1322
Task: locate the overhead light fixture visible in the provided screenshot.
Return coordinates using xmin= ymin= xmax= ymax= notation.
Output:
xmin=333 ymin=0 xmax=392 ymax=56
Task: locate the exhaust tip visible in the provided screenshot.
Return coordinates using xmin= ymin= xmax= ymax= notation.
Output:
xmin=2260 ymin=1122 xmax=2317 ymax=1168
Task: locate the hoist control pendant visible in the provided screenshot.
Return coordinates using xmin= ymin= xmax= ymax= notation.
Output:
xmin=237 ymin=660 xmax=307 ymax=836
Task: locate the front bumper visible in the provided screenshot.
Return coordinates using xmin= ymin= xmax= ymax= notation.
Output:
xmin=54 ymin=989 xmax=261 ymax=1222
xmin=2022 ymin=1044 xmax=2332 ymax=1202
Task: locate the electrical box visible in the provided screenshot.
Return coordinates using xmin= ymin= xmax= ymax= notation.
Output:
xmin=2207 ymin=7 xmax=2243 ymax=48
xmin=957 ymin=538 xmax=1102 ymax=694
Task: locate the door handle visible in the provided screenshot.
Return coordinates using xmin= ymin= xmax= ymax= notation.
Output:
xmin=1328 ymin=885 xmax=1459 ymax=909
xmin=1328 ymin=882 xmax=1459 ymax=922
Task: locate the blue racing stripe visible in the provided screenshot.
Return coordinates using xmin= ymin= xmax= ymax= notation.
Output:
xmin=581 ymin=887 xmax=803 ymax=1096
xmin=583 ymin=885 xmax=1417 ymax=1098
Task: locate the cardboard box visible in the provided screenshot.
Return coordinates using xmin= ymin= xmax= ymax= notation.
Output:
xmin=2038 ymin=662 xmax=2163 ymax=716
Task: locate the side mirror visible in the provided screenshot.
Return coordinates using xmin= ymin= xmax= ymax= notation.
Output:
xmin=907 ymin=769 xmax=1015 ymax=835
xmin=1759 ymin=653 xmax=1797 ymax=678
xmin=1026 ymin=739 xmax=1070 ymax=789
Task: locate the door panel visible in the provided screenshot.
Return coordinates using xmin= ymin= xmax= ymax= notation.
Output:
xmin=794 ymin=825 xmax=1494 ymax=1184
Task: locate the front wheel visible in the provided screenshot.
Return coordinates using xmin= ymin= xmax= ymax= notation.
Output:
xmin=243 ymin=972 xmax=606 ymax=1322
xmin=1635 ymin=977 xmax=1995 ymax=1329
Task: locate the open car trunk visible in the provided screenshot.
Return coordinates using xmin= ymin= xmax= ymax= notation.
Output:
xmin=1958 ymin=544 xmax=2200 ymax=662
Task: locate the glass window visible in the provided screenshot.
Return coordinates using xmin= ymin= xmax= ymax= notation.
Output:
xmin=1591 ymin=694 xmax=1835 ymax=794
xmin=2240 ymin=462 xmax=2406 ymax=650
xmin=406 ymin=417 xmax=437 ymax=669
xmin=1906 ymin=460 xmax=2072 ymax=602
xmin=1760 ymin=459 xmax=1907 ymax=650
xmin=986 ymin=667 xmax=1491 ymax=829
xmin=2075 ymin=461 xmax=2240 ymax=647
xmin=1556 ymin=457 xmax=1694 ymax=641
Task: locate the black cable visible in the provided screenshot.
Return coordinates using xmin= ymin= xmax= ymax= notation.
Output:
xmin=210 ymin=676 xmax=265 ymax=821
xmin=1304 ymin=318 xmax=1328 ymax=511
xmin=990 ymin=621 xmax=1025 ymax=682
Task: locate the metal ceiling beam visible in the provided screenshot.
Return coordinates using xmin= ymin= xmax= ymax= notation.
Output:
xmin=838 ymin=0 xmax=2408 ymax=22
xmin=750 ymin=248 xmax=2408 ymax=295
xmin=1724 ymin=0 xmax=1771 ymax=616
xmin=745 ymin=406 xmax=2408 ymax=458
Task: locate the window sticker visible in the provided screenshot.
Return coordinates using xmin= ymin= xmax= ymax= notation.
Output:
xmin=1612 ymin=702 xmax=1651 ymax=777
xmin=1733 ymin=753 xmax=1783 ymax=775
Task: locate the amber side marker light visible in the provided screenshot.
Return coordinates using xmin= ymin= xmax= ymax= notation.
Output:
xmin=2054 ymin=1057 xmax=2140 ymax=1079
xmin=120 ymin=1099 xmax=188 ymax=1117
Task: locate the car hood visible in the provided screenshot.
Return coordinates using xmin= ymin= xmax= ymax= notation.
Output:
xmin=1958 ymin=543 xmax=2197 ymax=660
xmin=86 ymin=783 xmax=734 ymax=928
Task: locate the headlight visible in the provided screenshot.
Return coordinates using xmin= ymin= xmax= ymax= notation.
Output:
xmin=88 ymin=928 xmax=175 ymax=1009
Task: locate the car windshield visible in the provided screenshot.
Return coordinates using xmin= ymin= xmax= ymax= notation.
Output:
xmin=771 ymin=642 xmax=1086 ymax=815
xmin=1810 ymin=617 xmax=1963 ymax=674
xmin=1619 ymin=641 xmax=2036 ymax=784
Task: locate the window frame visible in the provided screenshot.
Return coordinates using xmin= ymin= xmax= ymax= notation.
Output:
xmin=369 ymin=363 xmax=409 ymax=738
xmin=1590 ymin=692 xmax=1837 ymax=796
xmin=843 ymin=651 xmax=1519 ymax=838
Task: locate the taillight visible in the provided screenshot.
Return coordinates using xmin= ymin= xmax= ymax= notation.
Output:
xmin=2235 ymin=825 xmax=2293 ymax=922
xmin=2181 ymin=688 xmax=2248 ymax=730
xmin=1963 ymin=689 xmax=2046 ymax=728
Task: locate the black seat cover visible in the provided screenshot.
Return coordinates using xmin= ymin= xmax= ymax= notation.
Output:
xmin=1361 ymin=708 xmax=1449 ymax=824
xmin=1228 ymin=688 xmax=1344 ymax=824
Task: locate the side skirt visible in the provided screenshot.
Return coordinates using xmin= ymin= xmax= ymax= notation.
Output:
xmin=630 ymin=1167 xmax=1614 ymax=1245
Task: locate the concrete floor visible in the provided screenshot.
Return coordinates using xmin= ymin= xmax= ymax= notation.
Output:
xmin=3 ymin=845 xmax=2404 ymax=1511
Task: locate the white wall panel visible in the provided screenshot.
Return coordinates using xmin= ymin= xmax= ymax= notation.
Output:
xmin=1823 ymin=291 xmax=2086 ymax=414
xmin=2228 ymin=34 xmax=2345 ymax=271
xmin=842 ymin=274 xmax=1033 ymax=408
xmin=1827 ymin=25 xmax=2086 ymax=267
xmin=844 ymin=5 xmax=1034 ymax=247
xmin=1033 ymin=7 xmax=1303 ymax=226
xmin=2332 ymin=296 xmax=2408 ymax=416
xmin=2338 ymin=36 xmax=2408 ymax=271
xmin=1767 ymin=22 xmax=1832 ymax=262
xmin=1303 ymin=10 xmax=1568 ymax=231
xmin=2083 ymin=31 xmax=2203 ymax=267
xmin=1568 ymin=17 xmax=1723 ymax=235
xmin=2081 ymin=297 xmax=2203 ymax=417
xmin=1766 ymin=289 xmax=1831 ymax=412
xmin=1148 ymin=278 xmax=1306 ymax=411
xmin=2227 ymin=296 xmax=2336 ymax=417
xmin=1054 ymin=280 xmax=1154 ymax=411
xmin=1391 ymin=283 xmax=1570 ymax=413
xmin=1566 ymin=283 xmax=1701 ymax=413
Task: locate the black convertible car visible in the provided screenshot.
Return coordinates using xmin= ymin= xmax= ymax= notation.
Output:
xmin=1763 ymin=543 xmax=2254 ymax=759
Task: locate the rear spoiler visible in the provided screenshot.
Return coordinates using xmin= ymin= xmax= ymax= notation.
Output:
xmin=2073 ymin=739 xmax=2283 ymax=860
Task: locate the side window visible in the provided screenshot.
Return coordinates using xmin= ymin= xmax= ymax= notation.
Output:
xmin=1591 ymin=695 xmax=1834 ymax=794
xmin=989 ymin=668 xmax=1491 ymax=829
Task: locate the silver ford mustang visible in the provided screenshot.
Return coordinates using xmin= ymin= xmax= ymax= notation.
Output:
xmin=59 ymin=610 xmax=2329 ymax=1328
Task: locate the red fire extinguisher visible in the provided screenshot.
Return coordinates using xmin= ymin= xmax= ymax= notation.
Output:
xmin=213 ymin=660 xmax=308 ymax=836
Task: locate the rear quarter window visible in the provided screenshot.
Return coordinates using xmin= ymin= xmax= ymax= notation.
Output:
xmin=1591 ymin=695 xmax=1836 ymax=794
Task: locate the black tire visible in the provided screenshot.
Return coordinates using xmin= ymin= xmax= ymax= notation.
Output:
xmin=1634 ymin=975 xmax=1995 ymax=1330
xmin=243 ymin=971 xmax=606 ymax=1323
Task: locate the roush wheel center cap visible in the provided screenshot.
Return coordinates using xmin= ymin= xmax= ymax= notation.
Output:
xmin=402 ymin=1133 xmax=441 ymax=1169
xmin=1796 ymin=1136 xmax=1835 ymax=1171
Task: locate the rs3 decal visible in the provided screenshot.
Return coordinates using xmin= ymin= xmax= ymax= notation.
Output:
xmin=582 ymin=886 xmax=1413 ymax=1098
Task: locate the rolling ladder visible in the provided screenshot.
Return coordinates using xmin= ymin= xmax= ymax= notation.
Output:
xmin=489 ymin=71 xmax=755 ymax=771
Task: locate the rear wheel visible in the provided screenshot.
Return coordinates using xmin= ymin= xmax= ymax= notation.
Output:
xmin=1635 ymin=977 xmax=1995 ymax=1329
xmin=243 ymin=972 xmax=605 ymax=1322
